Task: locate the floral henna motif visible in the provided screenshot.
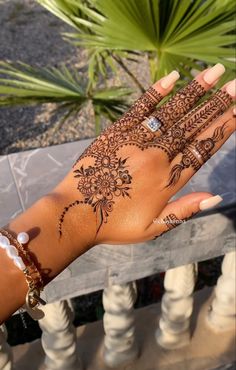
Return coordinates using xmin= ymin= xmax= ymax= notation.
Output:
xmin=152 ymin=80 xmax=205 ymax=132
xmin=59 ymin=87 xmax=163 ymax=236
xmin=154 ymin=89 xmax=232 ymax=161
xmin=166 ymin=122 xmax=229 ymax=187
xmin=73 ymin=87 xmax=163 ymax=167
xmin=58 ymin=83 xmax=231 ymax=236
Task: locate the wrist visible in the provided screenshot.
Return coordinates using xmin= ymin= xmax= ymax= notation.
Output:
xmin=6 ymin=192 xmax=94 ymax=284
xmin=54 ymin=169 xmax=99 ymax=250
xmin=0 ymin=190 xmax=96 ymax=321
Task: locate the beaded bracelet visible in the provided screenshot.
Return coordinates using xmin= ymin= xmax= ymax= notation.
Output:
xmin=0 ymin=228 xmax=46 ymax=320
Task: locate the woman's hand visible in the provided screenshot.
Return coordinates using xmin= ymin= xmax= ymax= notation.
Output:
xmin=1 ymin=64 xmax=235 ymax=322
xmin=56 ymin=64 xmax=235 ymax=246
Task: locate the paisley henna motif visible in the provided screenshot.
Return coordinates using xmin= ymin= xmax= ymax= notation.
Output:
xmin=166 ymin=122 xmax=229 ymax=187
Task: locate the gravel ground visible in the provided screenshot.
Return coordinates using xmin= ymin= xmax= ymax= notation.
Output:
xmin=0 ymin=0 xmax=94 ymax=154
xmin=0 ymin=0 xmax=150 ymax=155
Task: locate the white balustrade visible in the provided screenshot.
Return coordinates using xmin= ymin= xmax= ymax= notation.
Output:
xmin=102 ymin=282 xmax=139 ymax=368
xmin=39 ymin=300 xmax=82 ymax=370
xmin=156 ymin=263 xmax=197 ymax=349
xmin=207 ymin=250 xmax=236 ymax=331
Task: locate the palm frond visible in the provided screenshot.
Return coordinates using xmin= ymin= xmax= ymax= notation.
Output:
xmin=38 ymin=0 xmax=235 ymax=81
xmin=0 ymin=61 xmax=132 ymax=134
xmin=0 ymin=61 xmax=86 ymax=106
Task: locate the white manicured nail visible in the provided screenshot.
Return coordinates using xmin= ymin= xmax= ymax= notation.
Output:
xmin=160 ymin=71 xmax=180 ymax=89
xmin=233 ymin=107 xmax=236 ymax=116
xmin=199 ymin=195 xmax=223 ymax=211
xmin=203 ymin=63 xmax=225 ymax=85
xmin=226 ymin=79 xmax=236 ymax=97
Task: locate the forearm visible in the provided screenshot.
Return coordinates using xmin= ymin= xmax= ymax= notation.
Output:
xmin=0 ymin=191 xmax=94 ymax=323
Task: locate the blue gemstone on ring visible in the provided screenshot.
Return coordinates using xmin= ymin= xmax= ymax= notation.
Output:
xmin=146 ymin=116 xmax=162 ymax=132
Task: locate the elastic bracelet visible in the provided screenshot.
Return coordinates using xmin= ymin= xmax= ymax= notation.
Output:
xmin=0 ymin=228 xmax=46 ymax=320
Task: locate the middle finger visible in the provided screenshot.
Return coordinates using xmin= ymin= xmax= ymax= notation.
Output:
xmin=142 ymin=64 xmax=226 ymax=136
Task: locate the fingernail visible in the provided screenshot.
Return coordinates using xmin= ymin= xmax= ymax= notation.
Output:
xmin=199 ymin=195 xmax=223 ymax=211
xmin=233 ymin=107 xmax=236 ymax=116
xmin=226 ymin=79 xmax=236 ymax=97
xmin=160 ymin=70 xmax=180 ymax=89
xmin=203 ymin=63 xmax=225 ymax=85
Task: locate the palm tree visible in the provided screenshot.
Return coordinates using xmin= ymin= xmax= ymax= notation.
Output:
xmin=0 ymin=0 xmax=235 ymax=133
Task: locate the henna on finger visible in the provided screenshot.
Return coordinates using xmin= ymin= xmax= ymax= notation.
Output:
xmin=154 ymin=89 xmax=233 ymax=161
xmin=58 ymin=82 xmax=231 ymax=236
xmin=166 ymin=122 xmax=229 ymax=187
xmin=153 ymin=212 xmax=195 ymax=239
xmin=72 ymin=86 xmax=162 ymax=167
xmin=151 ymin=80 xmax=205 ymax=133
xmin=64 ymin=88 xmax=163 ymax=236
xmin=105 ymin=86 xmax=163 ymax=133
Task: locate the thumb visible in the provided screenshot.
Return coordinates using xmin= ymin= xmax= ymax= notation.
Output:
xmin=148 ymin=193 xmax=223 ymax=239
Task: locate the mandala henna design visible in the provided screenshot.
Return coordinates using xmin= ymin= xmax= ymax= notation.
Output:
xmin=166 ymin=122 xmax=229 ymax=187
xmin=154 ymin=89 xmax=233 ymax=161
xmin=151 ymin=80 xmax=205 ymax=132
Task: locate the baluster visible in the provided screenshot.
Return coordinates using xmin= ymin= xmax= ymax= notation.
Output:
xmin=102 ymin=282 xmax=138 ymax=368
xmin=207 ymin=250 xmax=236 ymax=331
xmin=0 ymin=324 xmax=13 ymax=370
xmin=156 ymin=263 xmax=197 ymax=349
xmin=39 ymin=300 xmax=82 ymax=370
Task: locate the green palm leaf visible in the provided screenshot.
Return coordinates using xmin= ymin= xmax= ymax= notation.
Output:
xmin=0 ymin=62 xmax=132 ymax=133
xmin=38 ymin=0 xmax=235 ymax=81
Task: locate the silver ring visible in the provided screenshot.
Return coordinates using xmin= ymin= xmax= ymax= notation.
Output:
xmin=190 ymin=147 xmax=204 ymax=164
xmin=144 ymin=116 xmax=162 ymax=132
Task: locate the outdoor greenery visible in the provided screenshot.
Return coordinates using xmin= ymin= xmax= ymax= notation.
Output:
xmin=0 ymin=0 xmax=235 ymax=133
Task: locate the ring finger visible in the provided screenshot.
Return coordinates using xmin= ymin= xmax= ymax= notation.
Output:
xmin=166 ymin=105 xmax=236 ymax=190
xmin=142 ymin=63 xmax=226 ymax=135
xmin=155 ymin=80 xmax=234 ymax=161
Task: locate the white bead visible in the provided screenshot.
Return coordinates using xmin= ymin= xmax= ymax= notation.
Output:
xmin=17 ymin=232 xmax=29 ymax=244
xmin=13 ymin=257 xmax=26 ymax=271
xmin=6 ymin=245 xmax=19 ymax=258
xmin=0 ymin=235 xmax=10 ymax=249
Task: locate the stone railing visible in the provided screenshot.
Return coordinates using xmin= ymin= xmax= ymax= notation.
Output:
xmin=0 ymin=137 xmax=235 ymax=370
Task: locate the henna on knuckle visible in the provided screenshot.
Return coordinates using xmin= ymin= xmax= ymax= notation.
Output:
xmin=57 ymin=83 xmax=232 ymax=237
xmin=166 ymin=122 xmax=229 ymax=187
xmin=152 ymin=79 xmax=205 ymax=130
xmin=58 ymin=88 xmax=162 ymax=236
xmin=104 ymin=86 xmax=163 ymax=133
xmin=154 ymin=89 xmax=233 ymax=162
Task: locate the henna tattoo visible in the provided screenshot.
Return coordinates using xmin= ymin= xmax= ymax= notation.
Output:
xmin=154 ymin=90 xmax=232 ymax=161
xmin=152 ymin=80 xmax=205 ymax=132
xmin=59 ymin=200 xmax=84 ymax=236
xmin=58 ymin=82 xmax=231 ymax=236
xmin=154 ymin=212 xmax=196 ymax=239
xmin=104 ymin=86 xmax=163 ymax=132
xmin=166 ymin=122 xmax=229 ymax=187
xmin=59 ymin=87 xmax=162 ymax=236
xmin=164 ymin=214 xmax=184 ymax=230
